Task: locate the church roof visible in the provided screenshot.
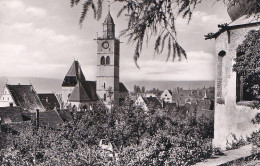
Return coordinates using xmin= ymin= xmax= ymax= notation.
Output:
xmin=62 ymin=60 xmax=86 ymax=87
xmin=119 ymin=82 xmax=128 ymax=93
xmin=68 ymin=81 xmax=98 ymax=102
xmin=6 ymin=84 xmax=44 ymax=112
xmin=104 ymin=11 xmax=114 ymax=25
xmin=38 ymin=93 xmax=60 ymax=111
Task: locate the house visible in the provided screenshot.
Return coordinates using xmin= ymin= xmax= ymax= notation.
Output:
xmin=0 ymin=84 xmax=45 ymax=112
xmin=206 ymin=1 xmax=260 ymax=149
xmin=160 ymin=90 xmax=173 ymax=103
xmin=135 ymin=96 xmax=162 ymax=112
xmin=38 ymin=93 xmax=61 ymax=111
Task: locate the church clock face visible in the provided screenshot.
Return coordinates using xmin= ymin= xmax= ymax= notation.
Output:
xmin=102 ymin=41 xmax=109 ymax=49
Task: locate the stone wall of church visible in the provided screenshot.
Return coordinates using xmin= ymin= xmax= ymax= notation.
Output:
xmin=214 ymin=24 xmax=260 ymax=149
xmin=62 ymin=87 xmax=75 ymax=107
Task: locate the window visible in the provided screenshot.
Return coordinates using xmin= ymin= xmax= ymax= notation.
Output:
xmin=235 ymin=52 xmax=254 ymax=102
xmin=104 ymin=83 xmax=106 ymax=89
xmin=106 ymin=56 xmax=110 ymax=65
xmin=101 ymin=56 xmax=105 ymax=65
xmin=2 ymin=97 xmax=4 ymax=100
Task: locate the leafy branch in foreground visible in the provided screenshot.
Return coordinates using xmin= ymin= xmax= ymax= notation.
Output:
xmin=70 ymin=0 xmax=260 ymax=67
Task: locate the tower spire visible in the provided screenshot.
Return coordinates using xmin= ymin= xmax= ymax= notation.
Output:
xmin=108 ymin=0 xmax=110 ymax=13
xmin=103 ymin=0 xmax=115 ymax=39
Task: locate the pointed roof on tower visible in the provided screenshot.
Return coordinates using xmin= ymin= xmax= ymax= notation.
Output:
xmin=65 ymin=60 xmax=85 ymax=79
xmin=62 ymin=60 xmax=86 ymax=87
xmin=104 ymin=11 xmax=114 ymax=25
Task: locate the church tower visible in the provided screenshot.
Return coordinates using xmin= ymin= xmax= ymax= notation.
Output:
xmin=96 ymin=10 xmax=120 ymax=106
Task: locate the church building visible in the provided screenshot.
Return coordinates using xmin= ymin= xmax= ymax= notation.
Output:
xmin=62 ymin=10 xmax=128 ymax=110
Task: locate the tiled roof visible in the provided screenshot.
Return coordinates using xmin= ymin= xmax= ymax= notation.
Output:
xmin=38 ymin=110 xmax=64 ymax=128
xmin=6 ymin=84 xmax=44 ymax=112
xmin=168 ymin=90 xmax=173 ymax=95
xmin=22 ymin=110 xmax=64 ymax=129
xmin=143 ymin=97 xmax=162 ymax=108
xmin=38 ymin=93 xmax=60 ymax=110
xmin=119 ymin=82 xmax=128 ymax=93
xmin=62 ymin=60 xmax=86 ymax=87
xmin=68 ymin=81 xmax=98 ymax=102
xmin=0 ymin=107 xmax=23 ymax=123
xmin=58 ymin=109 xmax=73 ymax=122
xmin=164 ymin=103 xmax=176 ymax=109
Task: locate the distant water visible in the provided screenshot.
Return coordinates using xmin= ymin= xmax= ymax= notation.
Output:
xmin=0 ymin=77 xmax=63 ymax=93
xmin=0 ymin=77 xmax=214 ymax=93
xmin=123 ymin=80 xmax=215 ymax=92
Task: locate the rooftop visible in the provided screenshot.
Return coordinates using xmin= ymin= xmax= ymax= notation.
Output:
xmin=6 ymin=84 xmax=44 ymax=112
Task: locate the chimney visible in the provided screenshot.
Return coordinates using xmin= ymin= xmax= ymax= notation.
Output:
xmin=36 ymin=109 xmax=39 ymax=130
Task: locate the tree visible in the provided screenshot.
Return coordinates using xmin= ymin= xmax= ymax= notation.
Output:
xmin=70 ymin=0 xmax=260 ymax=66
xmin=233 ymin=30 xmax=260 ymax=101
xmin=141 ymin=86 xmax=145 ymax=93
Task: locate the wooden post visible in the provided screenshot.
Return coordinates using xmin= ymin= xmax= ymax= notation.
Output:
xmin=36 ymin=109 xmax=39 ymax=130
xmin=240 ymin=76 xmax=245 ymax=101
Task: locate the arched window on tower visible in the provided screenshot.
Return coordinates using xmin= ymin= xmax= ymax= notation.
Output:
xmin=101 ymin=56 xmax=105 ymax=65
xmin=106 ymin=56 xmax=110 ymax=65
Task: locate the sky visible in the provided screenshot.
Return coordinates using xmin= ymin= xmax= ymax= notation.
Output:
xmin=0 ymin=0 xmax=231 ymax=82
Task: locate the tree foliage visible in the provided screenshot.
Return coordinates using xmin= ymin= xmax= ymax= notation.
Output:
xmin=70 ymin=0 xmax=260 ymax=66
xmin=233 ymin=30 xmax=260 ymax=100
xmin=1 ymin=98 xmax=215 ymax=165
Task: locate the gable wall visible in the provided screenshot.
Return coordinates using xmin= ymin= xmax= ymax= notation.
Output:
xmin=0 ymin=86 xmax=16 ymax=107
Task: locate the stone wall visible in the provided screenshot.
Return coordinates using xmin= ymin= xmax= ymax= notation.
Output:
xmin=214 ymin=24 xmax=260 ymax=149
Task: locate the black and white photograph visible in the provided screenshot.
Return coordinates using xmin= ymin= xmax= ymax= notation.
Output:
xmin=0 ymin=0 xmax=259 ymax=165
